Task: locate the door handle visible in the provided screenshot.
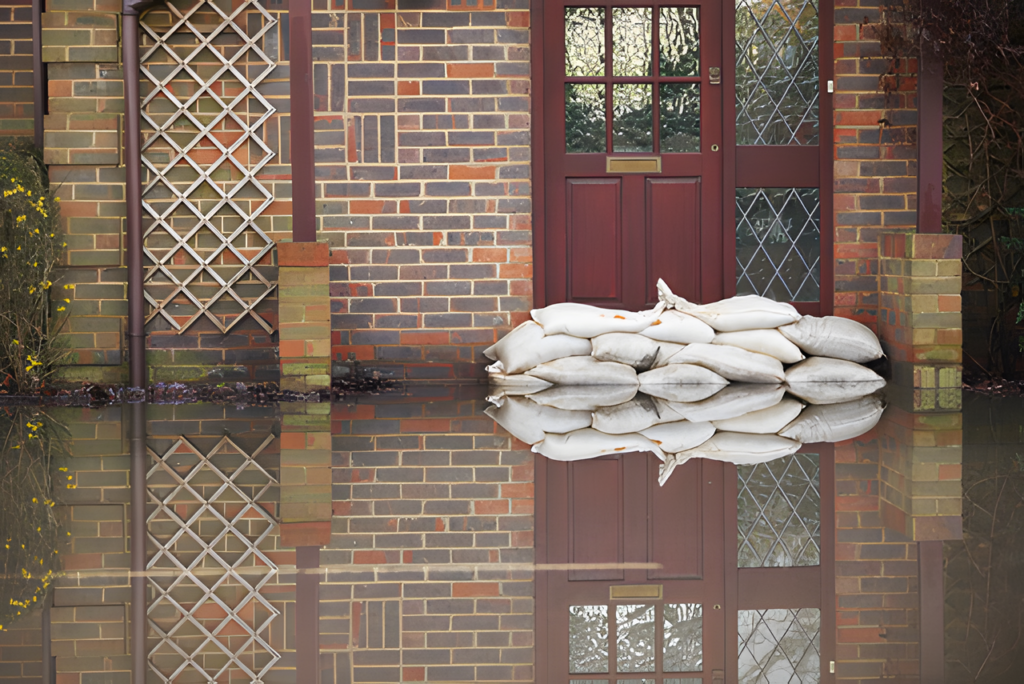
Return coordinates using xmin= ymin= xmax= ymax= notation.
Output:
xmin=709 ymin=67 xmax=721 ymax=85
xmin=712 ymin=669 xmax=724 ymax=684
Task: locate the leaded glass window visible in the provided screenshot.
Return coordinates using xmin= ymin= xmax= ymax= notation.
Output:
xmin=617 ymin=604 xmax=657 ymax=673
xmin=737 ymin=453 xmax=820 ymax=568
xmin=737 ymin=608 xmax=821 ymax=683
xmin=570 ymin=605 xmax=610 ymax=673
xmin=664 ymin=603 xmax=702 ymax=672
xmin=735 ymin=187 xmax=820 ymax=302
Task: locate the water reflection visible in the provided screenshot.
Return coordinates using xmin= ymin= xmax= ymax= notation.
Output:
xmin=0 ymin=387 xmax=1016 ymax=683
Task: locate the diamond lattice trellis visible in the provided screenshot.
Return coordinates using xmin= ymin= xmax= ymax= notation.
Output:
xmin=737 ymin=452 xmax=821 ymax=568
xmin=735 ymin=0 xmax=819 ymax=146
xmin=146 ymin=434 xmax=280 ymax=683
xmin=736 ymin=187 xmax=821 ymax=302
xmin=139 ymin=0 xmax=278 ymax=334
xmin=737 ymin=608 xmax=821 ymax=683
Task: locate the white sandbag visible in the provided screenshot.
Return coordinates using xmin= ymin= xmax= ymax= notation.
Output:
xmin=592 ymin=394 xmax=662 ymax=435
xmin=660 ymin=343 xmax=785 ymax=384
xmin=712 ymin=329 xmax=804 ymax=364
xmin=591 ymin=333 xmax=685 ymax=371
xmin=639 ymin=363 xmax=729 ymax=387
xmin=486 ymin=373 xmax=553 ymax=396
xmin=785 ymin=356 xmax=885 ymax=384
xmin=660 ymin=383 xmax=785 ymax=423
xmin=778 ymin=315 xmax=884 ymax=363
xmin=657 ymin=279 xmax=801 ymax=332
xmin=640 ymin=309 xmax=716 ymax=344
xmin=678 ymin=431 xmax=801 ymax=465
xmin=786 ymin=380 xmax=886 ymax=406
xmin=638 ymin=382 xmax=726 ymax=404
xmin=484 ymin=396 xmax=592 ymax=445
xmin=532 ymin=428 xmax=665 ymax=461
xmin=525 ymin=355 xmax=640 ymax=387
xmin=711 ymin=398 xmax=804 ymax=434
xmin=531 ymin=302 xmax=665 ymax=338
xmin=483 ymin=321 xmax=592 ymax=374
xmin=779 ymin=395 xmax=884 ymax=443
xmin=528 ymin=385 xmax=638 ymax=411
xmin=641 ymin=420 xmax=715 ymax=454
xmin=658 ymin=453 xmax=692 ymax=486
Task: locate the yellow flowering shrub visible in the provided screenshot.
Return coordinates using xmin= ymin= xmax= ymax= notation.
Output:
xmin=0 ymin=139 xmax=70 ymax=394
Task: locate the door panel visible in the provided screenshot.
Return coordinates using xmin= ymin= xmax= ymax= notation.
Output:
xmin=570 ymin=457 xmax=624 ymax=581
xmin=646 ymin=177 xmax=701 ymax=305
xmin=568 ymin=178 xmax=623 ymax=303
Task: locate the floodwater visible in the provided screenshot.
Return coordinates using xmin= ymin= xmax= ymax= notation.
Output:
xmin=0 ymin=384 xmax=1020 ymax=684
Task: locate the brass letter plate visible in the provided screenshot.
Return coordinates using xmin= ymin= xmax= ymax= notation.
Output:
xmin=609 ymin=584 xmax=663 ymax=601
xmin=606 ymin=156 xmax=661 ymax=174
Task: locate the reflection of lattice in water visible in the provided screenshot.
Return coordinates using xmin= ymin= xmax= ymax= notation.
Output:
xmin=737 ymin=453 xmax=820 ymax=568
xmin=146 ymin=434 xmax=280 ymax=683
xmin=738 ymin=608 xmax=820 ymax=683
xmin=139 ymin=0 xmax=278 ymax=334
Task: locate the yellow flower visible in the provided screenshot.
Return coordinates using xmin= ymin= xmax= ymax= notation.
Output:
xmin=55 ymin=197 xmax=60 ymax=202
xmin=57 ymin=306 xmax=66 ymax=312
xmin=11 ymin=340 xmax=18 ymax=345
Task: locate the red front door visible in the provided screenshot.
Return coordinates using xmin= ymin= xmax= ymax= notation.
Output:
xmin=543 ymin=0 xmax=724 ymax=310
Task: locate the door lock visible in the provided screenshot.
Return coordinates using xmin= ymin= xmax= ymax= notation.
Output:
xmin=708 ymin=67 xmax=721 ymax=85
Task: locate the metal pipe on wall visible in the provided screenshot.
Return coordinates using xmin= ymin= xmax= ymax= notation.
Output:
xmin=32 ymin=0 xmax=44 ymax=149
xmin=917 ymin=0 xmax=943 ymax=234
xmin=288 ymin=0 xmax=316 ymax=242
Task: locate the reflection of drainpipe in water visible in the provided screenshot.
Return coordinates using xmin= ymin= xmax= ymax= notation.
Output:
xmin=128 ymin=400 xmax=147 ymax=683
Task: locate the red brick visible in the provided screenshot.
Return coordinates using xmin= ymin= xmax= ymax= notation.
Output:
xmin=453 ymin=582 xmax=500 ymax=597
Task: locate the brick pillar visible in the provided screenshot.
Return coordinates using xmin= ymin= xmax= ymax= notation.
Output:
xmin=278 ymin=241 xmax=332 ymax=393
xmin=279 ymin=403 xmax=332 ymax=547
xmin=878 ymin=232 xmax=963 ymax=411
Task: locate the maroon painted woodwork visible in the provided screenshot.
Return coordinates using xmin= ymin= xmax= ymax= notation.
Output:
xmin=289 ymin=0 xmax=316 ymax=242
xmin=567 ymin=178 xmax=624 ymax=303
xmin=568 ymin=456 xmax=625 ymax=581
xmin=647 ymin=178 xmax=702 ymax=305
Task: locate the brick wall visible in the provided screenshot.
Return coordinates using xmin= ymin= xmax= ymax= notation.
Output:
xmin=833 ymin=1 xmax=920 ymax=329
xmin=0 ymin=0 xmax=33 ymax=139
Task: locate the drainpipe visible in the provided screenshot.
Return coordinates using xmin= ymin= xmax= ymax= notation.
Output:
xmin=32 ymin=0 xmax=43 ymax=149
xmin=289 ymin=0 xmax=315 ymax=242
xmin=122 ymin=0 xmax=154 ymax=389
xmin=917 ymin=0 xmax=943 ymax=234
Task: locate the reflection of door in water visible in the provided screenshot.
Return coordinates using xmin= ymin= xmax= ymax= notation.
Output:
xmin=543 ymin=1 xmax=723 ymax=310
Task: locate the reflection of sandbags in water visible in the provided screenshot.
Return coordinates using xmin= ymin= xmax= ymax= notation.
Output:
xmin=784 ymin=358 xmax=885 ymax=405
xmin=779 ymin=395 xmax=884 ymax=443
xmin=677 ymin=431 xmax=801 ymax=465
xmin=640 ymin=309 xmax=715 ymax=344
xmin=484 ymin=396 xmax=592 ymax=445
xmin=639 ymin=363 xmax=728 ymax=386
xmin=659 ymin=383 xmax=786 ymax=423
xmin=531 ymin=301 xmax=664 ymax=337
xmin=657 ymin=279 xmax=801 ymax=331
xmin=638 ymin=382 xmax=726 ymax=404
xmin=528 ymin=384 xmax=638 ymax=411
xmin=532 ymin=428 xmax=665 ymax=461
xmin=786 ymin=381 xmax=885 ymax=406
xmin=641 ymin=420 xmax=715 ymax=453
xmin=711 ymin=398 xmax=804 ymax=435
xmin=525 ymin=355 xmax=640 ymax=386
xmin=483 ymin=321 xmax=592 ymax=374
xmin=778 ymin=315 xmax=884 ymax=363
xmin=591 ymin=394 xmax=662 ymax=435
xmin=486 ymin=373 xmax=553 ymax=396
xmin=661 ymin=343 xmax=785 ymax=384
xmin=712 ymin=329 xmax=804 ymax=364
xmin=591 ymin=333 xmax=684 ymax=371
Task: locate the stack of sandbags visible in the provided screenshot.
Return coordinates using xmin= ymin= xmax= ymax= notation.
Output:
xmin=484 ymin=279 xmax=888 ymax=483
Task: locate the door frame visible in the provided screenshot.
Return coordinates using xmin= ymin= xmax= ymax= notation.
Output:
xmin=530 ymin=0 xmax=834 ymax=315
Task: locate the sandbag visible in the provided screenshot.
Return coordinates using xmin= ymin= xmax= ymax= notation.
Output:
xmin=711 ymin=398 xmax=804 ymax=434
xmin=779 ymin=395 xmax=884 ymax=443
xmin=639 ymin=363 xmax=729 ymax=387
xmin=484 ymin=396 xmax=592 ymax=444
xmin=591 ymin=333 xmax=685 ymax=371
xmin=657 ymin=279 xmax=801 ymax=331
xmin=637 ymin=381 xmax=726 ymax=404
xmin=785 ymin=356 xmax=885 ymax=384
xmin=712 ymin=329 xmax=804 ymax=364
xmin=486 ymin=373 xmax=553 ymax=396
xmin=778 ymin=315 xmax=884 ymax=363
xmin=525 ymin=356 xmax=640 ymax=387
xmin=678 ymin=431 xmax=801 ymax=465
xmin=531 ymin=302 xmax=665 ymax=338
xmin=660 ymin=343 xmax=785 ymax=384
xmin=660 ymin=383 xmax=785 ymax=423
xmin=592 ymin=394 xmax=662 ymax=435
xmin=528 ymin=385 xmax=638 ymax=411
xmin=785 ymin=380 xmax=885 ymax=406
xmin=658 ymin=453 xmax=692 ymax=486
xmin=641 ymin=420 xmax=715 ymax=454
xmin=532 ymin=428 xmax=665 ymax=461
xmin=640 ymin=309 xmax=716 ymax=344
xmin=483 ymin=321 xmax=592 ymax=374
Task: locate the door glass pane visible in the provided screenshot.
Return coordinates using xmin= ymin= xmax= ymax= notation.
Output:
xmin=616 ymin=604 xmax=656 ymax=672
xmin=566 ymin=83 xmax=607 ymax=153
xmin=613 ymin=84 xmax=653 ymax=152
xmin=570 ymin=605 xmax=610 ymax=673
xmin=660 ymin=83 xmax=700 ymax=152
xmin=612 ymin=7 xmax=652 ymax=77
xmin=566 ymin=7 xmax=606 ymax=77
xmin=664 ymin=603 xmax=703 ymax=672
xmin=735 ymin=187 xmax=820 ymax=302
xmin=659 ymin=7 xmax=700 ymax=76
xmin=737 ymin=453 xmax=821 ymax=568
xmin=735 ymin=0 xmax=819 ymax=145
xmin=738 ymin=608 xmax=821 ymax=683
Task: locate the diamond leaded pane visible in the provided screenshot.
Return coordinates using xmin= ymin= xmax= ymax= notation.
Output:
xmin=735 ymin=0 xmax=819 ymax=145
xmin=737 ymin=453 xmax=820 ymax=567
xmin=738 ymin=608 xmax=821 ymax=683
xmin=736 ymin=188 xmax=820 ymax=302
